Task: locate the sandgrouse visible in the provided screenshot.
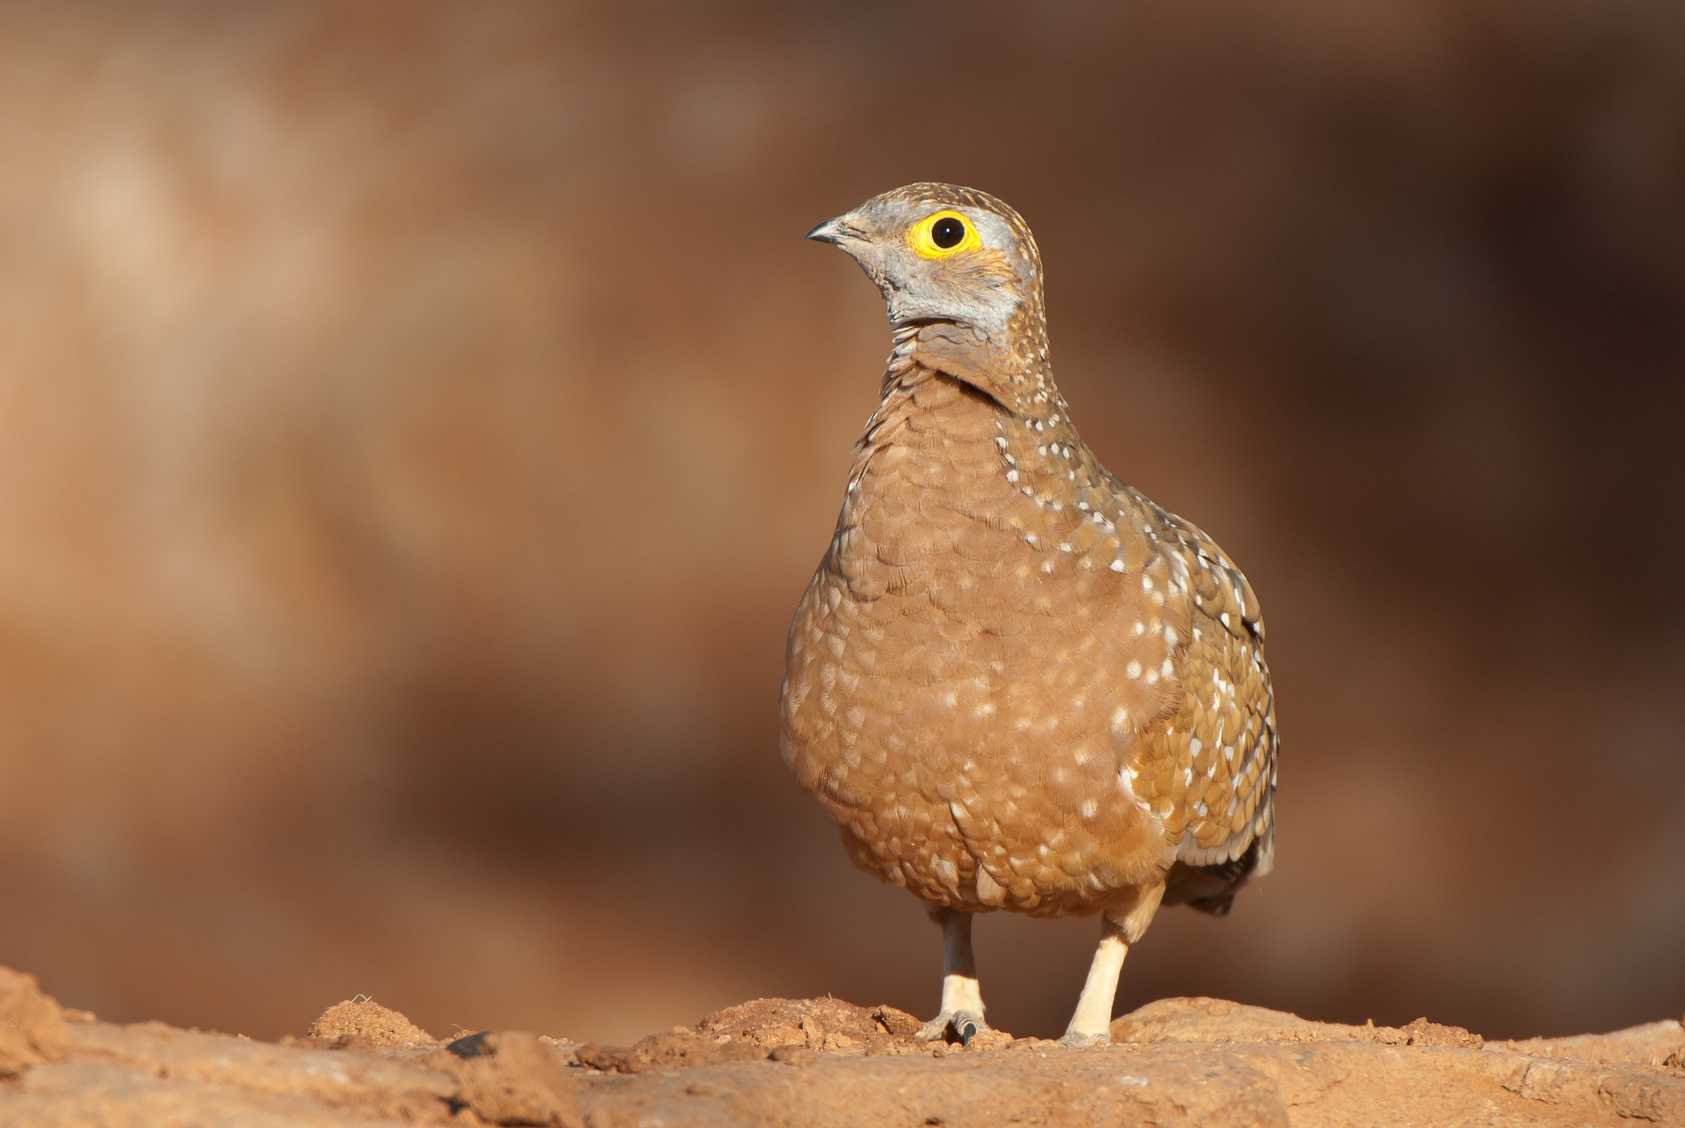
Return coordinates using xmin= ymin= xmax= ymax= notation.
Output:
xmin=779 ymin=184 xmax=1278 ymax=1046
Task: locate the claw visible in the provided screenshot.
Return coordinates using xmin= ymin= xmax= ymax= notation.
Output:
xmin=1059 ymin=1029 xmax=1110 ymax=1048
xmin=917 ymin=1008 xmax=989 ymax=1045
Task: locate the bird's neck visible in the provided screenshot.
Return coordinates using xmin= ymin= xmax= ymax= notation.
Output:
xmin=884 ymin=317 xmax=1075 ymax=438
xmin=835 ymin=333 xmax=1106 ymax=548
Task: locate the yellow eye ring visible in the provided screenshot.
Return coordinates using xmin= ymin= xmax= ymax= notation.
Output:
xmin=907 ymin=210 xmax=982 ymax=259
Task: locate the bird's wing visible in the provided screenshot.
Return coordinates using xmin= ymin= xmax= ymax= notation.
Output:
xmin=1128 ymin=499 xmax=1278 ymax=873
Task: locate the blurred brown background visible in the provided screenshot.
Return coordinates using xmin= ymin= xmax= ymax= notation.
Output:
xmin=0 ymin=0 xmax=1681 ymax=1045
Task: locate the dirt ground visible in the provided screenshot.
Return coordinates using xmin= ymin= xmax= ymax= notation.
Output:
xmin=4 ymin=965 xmax=1681 ymax=1127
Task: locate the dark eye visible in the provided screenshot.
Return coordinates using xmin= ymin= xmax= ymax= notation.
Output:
xmin=931 ymin=216 xmax=967 ymax=249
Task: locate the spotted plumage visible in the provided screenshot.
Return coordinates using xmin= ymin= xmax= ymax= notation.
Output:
xmin=780 ymin=183 xmax=1278 ymax=1045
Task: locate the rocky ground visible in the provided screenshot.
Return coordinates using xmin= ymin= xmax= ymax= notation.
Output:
xmin=2 ymin=965 xmax=1681 ymax=1126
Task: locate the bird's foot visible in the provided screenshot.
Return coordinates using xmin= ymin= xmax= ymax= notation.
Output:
xmin=916 ymin=1009 xmax=990 ymax=1046
xmin=1059 ymin=1029 xmax=1110 ymax=1048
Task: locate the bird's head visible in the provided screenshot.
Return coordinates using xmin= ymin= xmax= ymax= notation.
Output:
xmin=806 ymin=183 xmax=1044 ymax=339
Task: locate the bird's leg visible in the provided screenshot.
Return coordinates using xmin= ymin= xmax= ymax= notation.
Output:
xmin=1062 ymin=919 xmax=1128 ymax=1046
xmin=917 ymin=906 xmax=989 ymax=1045
xmin=1061 ymin=882 xmax=1166 ymax=1047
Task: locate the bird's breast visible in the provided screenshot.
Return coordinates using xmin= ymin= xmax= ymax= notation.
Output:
xmin=779 ymin=376 xmax=1189 ymax=908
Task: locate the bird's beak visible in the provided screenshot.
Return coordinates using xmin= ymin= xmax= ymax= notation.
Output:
xmin=805 ymin=216 xmax=862 ymax=245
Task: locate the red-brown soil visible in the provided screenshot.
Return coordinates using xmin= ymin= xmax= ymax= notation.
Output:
xmin=4 ymin=966 xmax=1681 ymax=1127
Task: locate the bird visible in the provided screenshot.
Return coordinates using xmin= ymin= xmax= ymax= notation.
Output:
xmin=779 ymin=183 xmax=1278 ymax=1047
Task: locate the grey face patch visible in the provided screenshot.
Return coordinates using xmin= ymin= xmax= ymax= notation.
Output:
xmin=819 ymin=196 xmax=1034 ymax=337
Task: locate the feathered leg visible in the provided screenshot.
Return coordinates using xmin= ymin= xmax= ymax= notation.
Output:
xmin=1061 ymin=882 xmax=1166 ymax=1046
xmin=917 ymin=907 xmax=989 ymax=1045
